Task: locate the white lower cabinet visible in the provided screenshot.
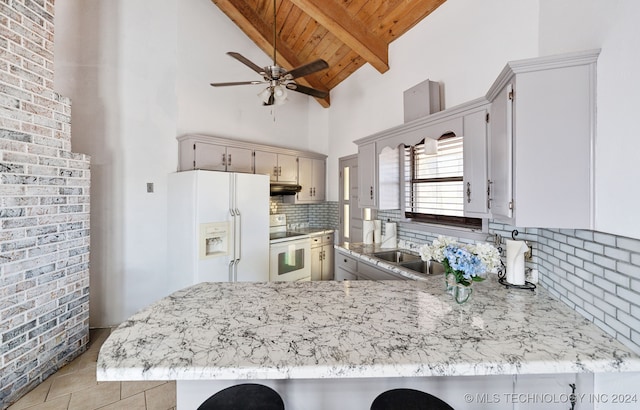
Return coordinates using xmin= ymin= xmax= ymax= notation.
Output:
xmin=334 ymin=249 xmax=404 ymax=281
xmin=310 ymin=233 xmax=334 ymax=281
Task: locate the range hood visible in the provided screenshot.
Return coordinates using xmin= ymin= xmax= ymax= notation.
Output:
xmin=270 ymin=183 xmax=302 ymax=196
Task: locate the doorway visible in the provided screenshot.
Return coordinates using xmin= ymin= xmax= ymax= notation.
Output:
xmin=338 ymin=155 xmax=369 ymax=244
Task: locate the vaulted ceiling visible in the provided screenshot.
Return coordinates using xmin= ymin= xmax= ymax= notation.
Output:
xmin=211 ymin=0 xmax=447 ymax=107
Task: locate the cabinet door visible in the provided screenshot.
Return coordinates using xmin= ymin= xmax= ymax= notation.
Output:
xmin=321 ymin=244 xmax=334 ymax=280
xmin=194 ymin=142 xmax=226 ymax=171
xmin=297 ymin=157 xmax=314 ymax=201
xmin=489 ymin=82 xmax=514 ymax=222
xmin=297 ymin=157 xmax=326 ymax=203
xmin=311 ymin=246 xmax=322 ymax=281
xmin=226 ymin=147 xmax=253 ymax=173
xmin=254 ymin=151 xmax=278 ymax=181
xmin=463 ymin=109 xmax=489 ymax=217
xmin=277 ymin=154 xmax=298 ymax=184
xmin=312 ymin=159 xmax=326 ymax=201
xmin=358 ymin=142 xmax=376 ymax=208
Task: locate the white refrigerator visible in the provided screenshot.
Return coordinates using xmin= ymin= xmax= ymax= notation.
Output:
xmin=167 ymin=170 xmax=270 ymax=293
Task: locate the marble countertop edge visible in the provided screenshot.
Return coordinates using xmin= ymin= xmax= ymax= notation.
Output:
xmin=97 ymin=357 xmax=640 ymax=382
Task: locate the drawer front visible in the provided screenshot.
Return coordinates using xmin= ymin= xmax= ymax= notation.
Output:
xmin=358 ymin=261 xmax=402 ymax=280
xmin=322 ymin=233 xmax=333 ymax=245
xmin=337 ymin=252 xmax=358 ymax=272
xmin=311 ymin=236 xmax=323 ymax=247
xmin=336 ymin=267 xmax=357 ymax=281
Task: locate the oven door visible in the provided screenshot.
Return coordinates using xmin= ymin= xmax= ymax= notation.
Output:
xmin=269 ymin=237 xmax=311 ymax=281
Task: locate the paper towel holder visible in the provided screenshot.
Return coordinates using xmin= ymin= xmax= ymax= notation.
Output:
xmin=511 ymin=229 xmax=532 ymax=261
xmin=498 ymin=266 xmax=536 ymax=291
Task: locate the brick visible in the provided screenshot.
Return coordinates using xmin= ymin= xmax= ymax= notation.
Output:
xmin=604 ymin=313 xmax=631 ymax=337
xmin=594 ymin=232 xmax=617 ymax=246
xmin=604 ymin=246 xmax=631 ymax=263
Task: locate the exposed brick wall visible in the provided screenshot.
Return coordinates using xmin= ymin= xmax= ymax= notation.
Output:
xmin=1 ymin=0 xmax=90 ymax=407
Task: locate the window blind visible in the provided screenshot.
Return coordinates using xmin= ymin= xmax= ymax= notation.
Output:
xmin=404 ymin=134 xmax=480 ymax=228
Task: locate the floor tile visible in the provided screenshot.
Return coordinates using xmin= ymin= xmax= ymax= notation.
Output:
xmin=67 ymin=381 xmax=121 ymax=410
xmin=6 ymin=378 xmax=53 ymax=410
xmin=6 ymin=328 xmax=178 ymax=410
xmin=97 ymin=392 xmax=146 ymax=410
xmin=47 ymin=363 xmax=98 ymax=400
xmin=121 ymin=381 xmax=165 ymax=400
xmin=14 ymin=394 xmax=70 ymax=410
xmin=145 ymin=382 xmax=177 ymax=410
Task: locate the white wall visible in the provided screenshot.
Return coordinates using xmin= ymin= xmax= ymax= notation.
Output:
xmin=325 ymin=0 xmax=540 ymax=202
xmin=55 ymin=0 xmax=179 ymax=327
xmin=176 ymin=0 xmax=313 ymax=151
xmin=55 ymin=0 xmax=317 ymax=327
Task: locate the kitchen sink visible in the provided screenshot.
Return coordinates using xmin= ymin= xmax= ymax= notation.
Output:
xmin=400 ymin=260 xmax=445 ymax=275
xmin=372 ymin=250 xmax=420 ymax=264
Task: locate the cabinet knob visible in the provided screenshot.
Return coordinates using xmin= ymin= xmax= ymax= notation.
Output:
xmin=370 ymin=186 xmax=373 ymax=200
xmin=228 ymin=154 xmax=232 ymax=166
xmin=466 ymin=182 xmax=471 ymax=203
xmin=222 ymin=153 xmax=227 ymax=167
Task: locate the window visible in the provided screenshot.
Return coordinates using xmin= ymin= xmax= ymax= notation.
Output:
xmin=403 ymin=133 xmax=482 ymax=229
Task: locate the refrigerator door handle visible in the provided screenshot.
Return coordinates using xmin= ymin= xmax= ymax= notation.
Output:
xmin=233 ymin=258 xmax=240 ymax=282
xmin=228 ymin=260 xmax=235 ymax=282
xmin=235 ymin=209 xmax=241 ymax=262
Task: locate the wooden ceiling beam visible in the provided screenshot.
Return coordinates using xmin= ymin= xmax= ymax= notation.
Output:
xmin=288 ymin=0 xmax=389 ymax=74
xmin=211 ymin=0 xmax=331 ymax=107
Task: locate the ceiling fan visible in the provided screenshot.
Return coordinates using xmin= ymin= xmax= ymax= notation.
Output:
xmin=210 ymin=0 xmax=329 ymax=106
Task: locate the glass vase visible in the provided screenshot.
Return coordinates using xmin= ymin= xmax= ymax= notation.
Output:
xmin=444 ymin=272 xmax=457 ymax=296
xmin=454 ymin=283 xmax=473 ymax=304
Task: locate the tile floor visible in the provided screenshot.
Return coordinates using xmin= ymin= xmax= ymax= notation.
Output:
xmin=7 ymin=328 xmax=176 ymax=410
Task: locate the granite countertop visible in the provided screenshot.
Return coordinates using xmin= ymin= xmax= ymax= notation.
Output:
xmin=97 ymin=278 xmax=640 ymax=382
xmin=292 ymin=227 xmax=334 ymax=235
xmin=335 ymin=242 xmax=433 ymax=281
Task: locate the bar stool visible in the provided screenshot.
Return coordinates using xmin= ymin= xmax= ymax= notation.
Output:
xmin=370 ymin=388 xmax=454 ymax=410
xmin=197 ymin=383 xmax=285 ymax=410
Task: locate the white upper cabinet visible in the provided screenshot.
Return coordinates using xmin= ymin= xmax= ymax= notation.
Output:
xmin=357 ymin=142 xmax=378 ymax=208
xmin=462 ymin=106 xmax=490 ymax=218
xmin=354 ymin=98 xmax=489 ymax=213
xmin=296 ymin=157 xmax=326 ymax=203
xmin=487 ymin=50 xmax=599 ymax=229
xmin=182 ymin=141 xmax=253 ymax=173
xmin=254 ymin=151 xmax=298 ymax=184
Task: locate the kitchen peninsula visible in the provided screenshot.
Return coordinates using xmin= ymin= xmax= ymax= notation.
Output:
xmin=97 ymin=277 xmax=640 ymax=409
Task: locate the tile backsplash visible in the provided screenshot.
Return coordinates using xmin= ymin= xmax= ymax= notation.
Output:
xmin=375 ymin=210 xmax=640 ymax=355
xmin=270 ymin=198 xmax=339 ymax=230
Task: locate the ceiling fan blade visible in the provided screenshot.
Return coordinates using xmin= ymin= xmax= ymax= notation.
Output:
xmin=285 ymin=83 xmax=328 ymax=99
xmin=227 ymin=52 xmax=266 ymax=76
xmin=210 ymin=80 xmax=266 ymax=87
xmin=284 ymin=59 xmax=329 ymax=80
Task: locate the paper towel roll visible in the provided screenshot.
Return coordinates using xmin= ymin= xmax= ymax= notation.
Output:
xmin=380 ymin=222 xmax=397 ymax=249
xmin=373 ymin=220 xmax=382 ymax=243
xmin=506 ymin=239 xmax=528 ymax=285
xmin=363 ymin=220 xmax=375 ymax=245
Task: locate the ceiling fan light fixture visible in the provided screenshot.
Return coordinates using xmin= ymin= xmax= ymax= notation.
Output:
xmin=273 ymin=85 xmax=287 ymax=105
xmin=258 ymin=87 xmax=272 ymax=104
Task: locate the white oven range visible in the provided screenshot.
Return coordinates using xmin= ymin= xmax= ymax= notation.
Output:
xmin=269 ymin=214 xmax=311 ymax=282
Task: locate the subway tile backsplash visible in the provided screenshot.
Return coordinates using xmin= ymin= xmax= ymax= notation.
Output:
xmin=375 ymin=210 xmax=640 ymax=355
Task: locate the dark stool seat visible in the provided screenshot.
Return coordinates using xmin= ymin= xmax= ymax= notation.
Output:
xmin=371 ymin=388 xmax=454 ymax=410
xmin=197 ymin=383 xmax=285 ymax=410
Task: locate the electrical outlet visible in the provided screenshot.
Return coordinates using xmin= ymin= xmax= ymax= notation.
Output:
xmin=146 ymin=183 xmax=154 ymax=193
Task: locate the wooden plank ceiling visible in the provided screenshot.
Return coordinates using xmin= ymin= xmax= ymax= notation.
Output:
xmin=211 ymin=0 xmax=447 ymax=107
